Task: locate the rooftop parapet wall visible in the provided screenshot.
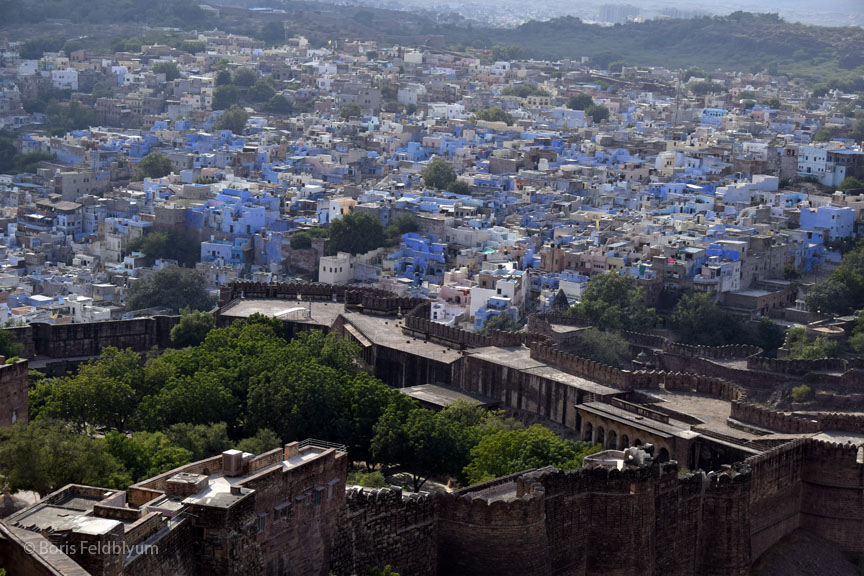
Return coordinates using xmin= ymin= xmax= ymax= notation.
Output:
xmin=529 ymin=342 xmax=641 ymax=390
xmin=9 ymin=316 xmax=179 ymax=361
xmin=731 ymin=401 xmax=864 ymax=435
xmin=800 ymin=440 xmax=864 ymax=555
xmin=218 ymin=281 xmax=425 ymax=312
xmin=332 ymin=487 xmax=437 ymax=576
xmin=437 ymin=476 xmax=550 ymax=576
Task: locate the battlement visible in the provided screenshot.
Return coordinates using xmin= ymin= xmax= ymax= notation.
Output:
xmin=731 ymin=401 xmax=864 ymax=435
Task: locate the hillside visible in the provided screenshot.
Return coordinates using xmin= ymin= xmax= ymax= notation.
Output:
xmin=4 ymin=1 xmax=863 ymax=84
xmin=437 ymin=12 xmax=864 ymax=80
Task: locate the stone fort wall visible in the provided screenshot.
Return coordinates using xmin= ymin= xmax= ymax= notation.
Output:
xmin=0 ymin=359 xmax=28 ymax=427
xmin=331 ymin=487 xmax=436 ymax=576
xmin=435 ymin=461 xmax=756 ymax=576
xmin=9 ymin=316 xmax=179 ymax=361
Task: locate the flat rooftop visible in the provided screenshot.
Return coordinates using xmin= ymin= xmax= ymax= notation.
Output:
xmin=467 ymin=346 xmax=622 ymax=397
xmin=401 ymin=383 xmax=499 ymax=409
xmin=220 ymin=298 xmax=345 ymax=328
xmin=343 ymin=312 xmax=462 ymax=364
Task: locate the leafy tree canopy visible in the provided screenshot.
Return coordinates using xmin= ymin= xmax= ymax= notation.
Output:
xmin=327 ymin=212 xmax=386 ymax=256
xmin=127 ymin=229 xmax=200 ymax=267
xmin=421 ymin=159 xmax=457 ymax=190
xmin=135 ymin=151 xmax=173 ymax=180
xmin=151 ymin=61 xmax=181 ymax=81
xmin=474 ymin=106 xmax=513 ymax=125
xmin=568 ymin=273 xmax=658 ymax=331
xmin=585 ymin=104 xmax=610 ymax=123
xmin=464 ymin=425 xmax=601 ymax=485
xmin=340 ymin=103 xmax=362 ymax=119
xmin=567 ymin=93 xmax=594 ymax=110
xmin=170 ymin=307 xmax=215 ymax=348
xmin=126 ymin=267 xmax=214 ymax=313
xmin=212 ymin=104 xmax=249 ymax=133
xmin=232 ymin=67 xmax=258 ymax=88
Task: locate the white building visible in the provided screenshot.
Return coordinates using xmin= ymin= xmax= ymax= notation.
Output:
xmin=52 ymin=69 xmax=79 ymax=91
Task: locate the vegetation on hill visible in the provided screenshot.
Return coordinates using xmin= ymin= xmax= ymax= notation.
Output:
xmin=327 ymin=212 xmax=387 ymax=255
xmin=125 ymin=267 xmax=214 ymax=312
xmin=806 ymin=239 xmax=864 ymax=315
xmin=568 ymin=274 xmax=658 ymax=331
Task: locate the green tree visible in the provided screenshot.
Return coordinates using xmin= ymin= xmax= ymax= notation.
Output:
xmin=347 ymin=469 xmax=388 ymax=488
xmin=260 ymin=21 xmax=286 ymax=46
xmin=135 ymin=151 xmax=173 ymax=180
xmin=474 ymin=106 xmax=513 ymax=125
xmin=170 ymin=307 xmax=215 ymax=348
xmin=212 ymin=104 xmax=248 ymax=133
xmin=447 ymin=180 xmax=473 ymax=195
xmin=783 ymin=263 xmax=801 ymax=281
xmin=690 ymin=81 xmax=725 ymax=95
xmin=340 ymin=103 xmax=362 ymax=119
xmin=215 ymin=69 xmax=233 ymax=87
xmin=838 ymin=177 xmax=863 ymax=192
xmin=850 ymin=120 xmax=864 ymax=144
xmin=0 ymin=420 xmax=128 ymax=495
xmin=31 ymin=347 xmax=144 ymax=431
xmin=501 ymin=84 xmax=548 ymax=98
xmin=127 ymin=229 xmax=201 ymax=267
xmin=480 ymin=313 xmax=522 ymax=335
xmin=290 ymin=228 xmax=328 ymax=249
xmin=151 ymin=61 xmax=180 ymax=81
xmin=421 ymin=159 xmax=457 ymax=190
xmin=45 ymin=100 xmax=96 ymax=136
xmin=812 ymin=126 xmax=837 ymax=142
xmin=567 ymin=93 xmax=594 ymax=110
xmin=463 ymin=425 xmax=600 ymax=485
xmin=327 ymin=212 xmax=386 ymax=255
xmin=61 ymin=39 xmax=84 ymax=57
xmin=248 ymin=79 xmax=276 ymax=103
xmin=0 ymin=329 xmax=21 ymax=359
xmin=266 ymin=95 xmax=293 ymax=114
xmin=585 ymin=104 xmax=610 ymax=123
xmin=126 ymin=267 xmax=215 ymax=312
xmin=385 ymin=212 xmax=419 ymax=243
xmin=232 ymin=67 xmax=258 ymax=87
xmin=164 ymin=422 xmax=231 ymax=461
xmin=568 ymin=274 xmax=658 ymax=331
xmin=105 ymin=430 xmax=192 ymax=481
xmin=372 ymin=405 xmax=463 ymax=492
xmin=19 ymin=36 xmax=66 ymax=59
xmin=805 ymin=278 xmax=853 ymax=315
xmin=572 ymin=328 xmax=630 ymax=367
xmin=212 ymin=85 xmax=240 ymax=110
xmin=791 ymin=384 xmax=812 ymax=402
xmin=236 ymin=428 xmax=282 ymax=455
xmin=671 ymin=292 xmax=745 ymax=346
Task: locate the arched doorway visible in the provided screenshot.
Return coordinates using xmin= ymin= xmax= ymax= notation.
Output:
xmin=620 ymin=434 xmax=630 ymax=449
xmin=657 ymin=448 xmax=670 ymax=463
xmin=582 ymin=422 xmax=593 ymax=443
xmin=634 ymin=438 xmax=643 ymax=446
xmin=596 ymin=427 xmax=605 ymax=447
xmin=607 ymin=430 xmax=618 ymax=451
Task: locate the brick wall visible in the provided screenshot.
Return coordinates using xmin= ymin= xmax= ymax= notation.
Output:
xmin=799 ymin=441 xmax=864 ymax=554
xmin=0 ymin=359 xmax=28 ymax=427
xmin=9 ymin=317 xmax=178 ymax=360
xmin=437 ymin=479 xmax=549 ymax=576
xmin=730 ymin=402 xmax=864 ymax=435
xmin=742 ymin=440 xmax=806 ymax=560
xmin=331 ymin=487 xmax=436 ymax=576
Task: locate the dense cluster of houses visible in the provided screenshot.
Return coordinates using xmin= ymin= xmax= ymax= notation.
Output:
xmin=0 ymin=29 xmax=862 ymax=330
